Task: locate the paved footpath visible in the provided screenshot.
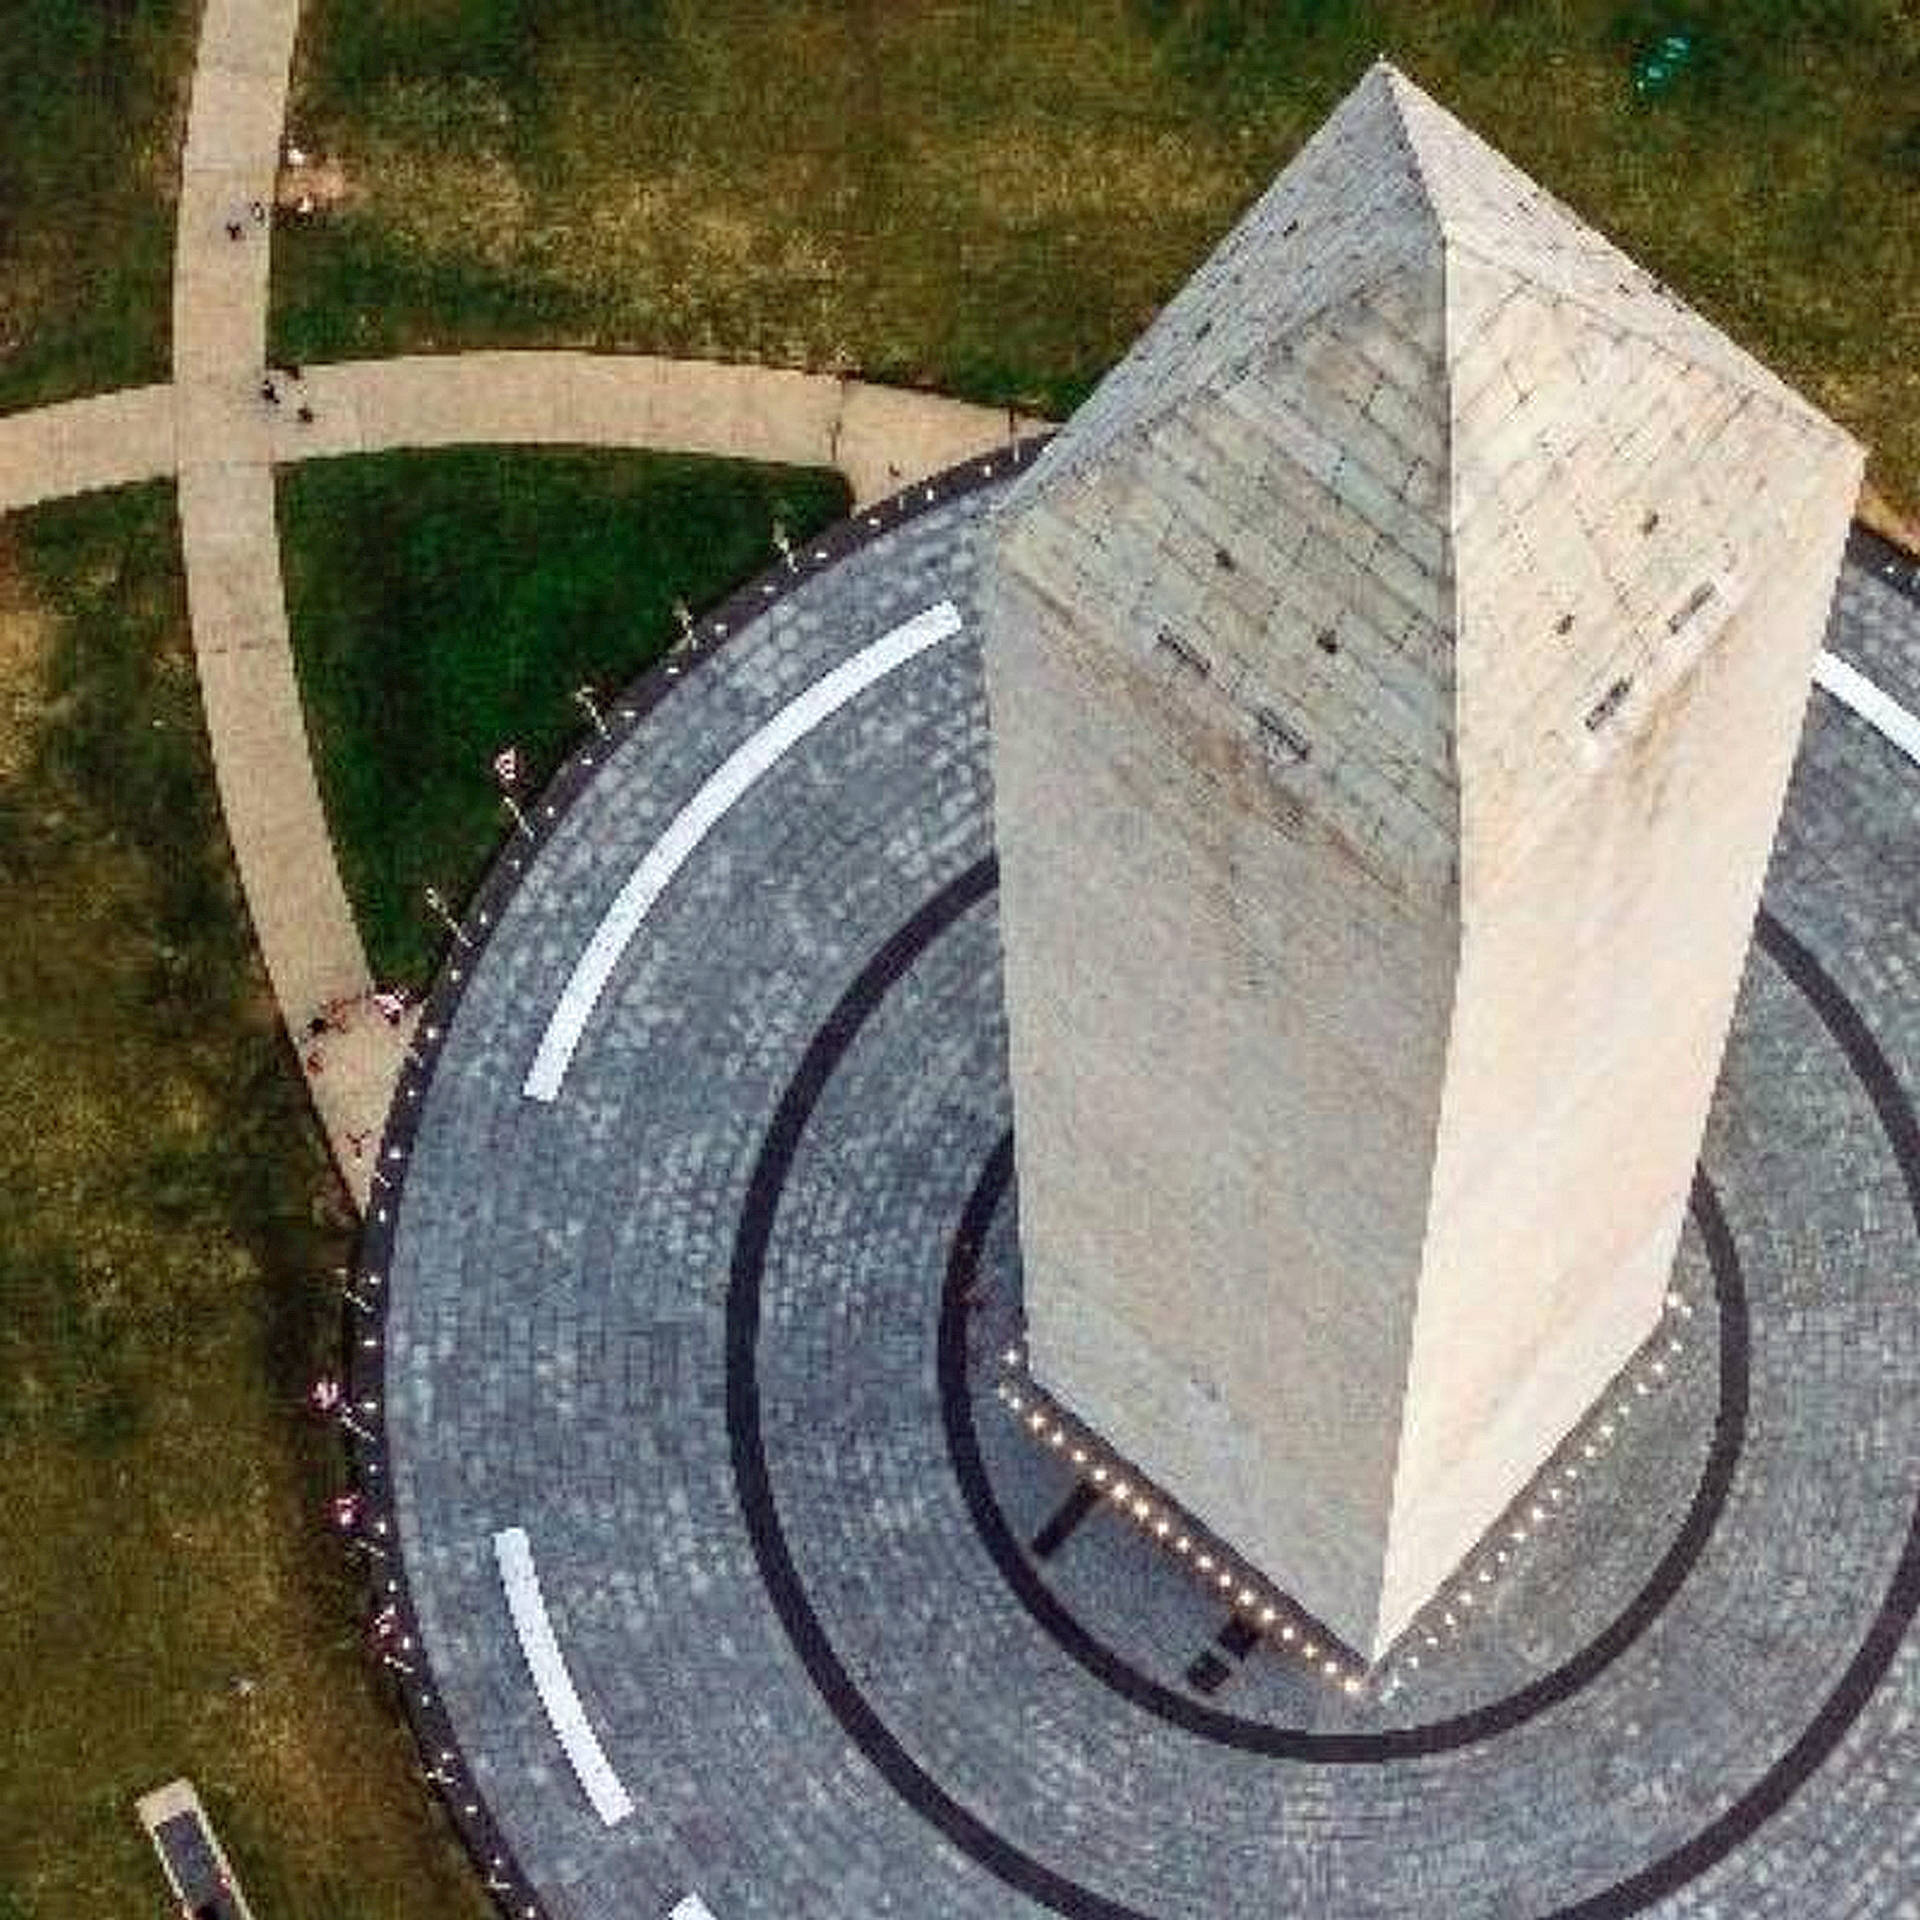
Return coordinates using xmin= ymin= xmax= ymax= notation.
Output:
xmin=169 ymin=0 xmax=390 ymax=1194
xmin=268 ymin=353 xmax=1040 ymax=512
xmin=0 ymin=0 xmax=1035 ymax=1208
xmin=0 ymin=358 xmax=1034 ymax=524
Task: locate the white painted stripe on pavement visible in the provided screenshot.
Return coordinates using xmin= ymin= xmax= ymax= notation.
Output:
xmin=524 ymin=599 xmax=964 ymax=1102
xmin=667 ymin=1898 xmax=718 ymax=1920
xmin=492 ymin=1526 xmax=635 ymax=1826
xmin=1815 ymin=648 xmax=1920 ymax=769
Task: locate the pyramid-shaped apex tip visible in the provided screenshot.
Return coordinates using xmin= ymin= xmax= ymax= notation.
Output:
xmin=1358 ymin=57 xmax=1416 ymax=93
xmin=1365 ymin=59 xmax=1439 ymax=110
xmin=1338 ymin=59 xmax=1446 ymax=142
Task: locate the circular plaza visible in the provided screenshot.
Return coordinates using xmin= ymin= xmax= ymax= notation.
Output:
xmin=346 ymin=450 xmax=1920 ymax=1920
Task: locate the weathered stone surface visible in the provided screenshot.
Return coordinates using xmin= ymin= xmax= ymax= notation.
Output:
xmin=983 ymin=61 xmax=1865 ymax=1655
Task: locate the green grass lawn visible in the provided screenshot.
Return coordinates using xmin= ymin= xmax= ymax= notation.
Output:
xmin=279 ymin=448 xmax=851 ymax=984
xmin=0 ymin=0 xmax=196 ymax=413
xmin=274 ymin=0 xmax=1920 ymax=512
xmin=0 ymin=486 xmax=492 ymax=1920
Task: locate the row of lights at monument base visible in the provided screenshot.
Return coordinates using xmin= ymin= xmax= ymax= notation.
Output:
xmin=1378 ymin=1286 xmax=1691 ymax=1701
xmin=994 ymin=1352 xmax=1369 ymax=1695
xmin=997 ymin=1285 xmax=1693 ymax=1706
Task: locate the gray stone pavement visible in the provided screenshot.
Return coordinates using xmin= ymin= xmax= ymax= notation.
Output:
xmin=366 ymin=462 xmax=1920 ymax=1920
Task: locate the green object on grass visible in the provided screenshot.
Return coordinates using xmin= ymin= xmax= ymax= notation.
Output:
xmin=1633 ymin=29 xmax=1696 ymax=96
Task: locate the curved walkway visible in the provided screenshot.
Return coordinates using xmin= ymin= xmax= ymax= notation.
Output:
xmin=0 ymin=357 xmax=1039 ymax=525
xmin=0 ymin=0 xmax=1041 ymax=1207
xmin=0 ymin=0 xmax=1906 ymax=1224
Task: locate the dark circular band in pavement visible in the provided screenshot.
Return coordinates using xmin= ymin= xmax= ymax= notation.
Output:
xmin=726 ymin=842 xmax=1920 ymax=1919
xmin=938 ymin=1126 xmax=1751 ymax=1761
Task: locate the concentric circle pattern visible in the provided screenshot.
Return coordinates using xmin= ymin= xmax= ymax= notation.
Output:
xmin=365 ymin=463 xmax=1920 ymax=1920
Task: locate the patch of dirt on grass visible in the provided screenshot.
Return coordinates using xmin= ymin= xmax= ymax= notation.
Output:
xmin=0 ymin=608 xmax=52 ymax=779
xmin=1860 ymin=478 xmax=1920 ymax=560
xmin=909 ymin=123 xmax=1247 ymax=233
xmin=367 ymin=141 xmax=535 ymax=265
xmin=276 ymin=154 xmax=351 ymax=213
xmin=0 ymin=551 xmax=54 ymax=780
xmin=0 ymin=252 xmax=56 ymax=368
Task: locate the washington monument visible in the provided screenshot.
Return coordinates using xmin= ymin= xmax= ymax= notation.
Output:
xmin=984 ymin=62 xmax=1861 ymax=1658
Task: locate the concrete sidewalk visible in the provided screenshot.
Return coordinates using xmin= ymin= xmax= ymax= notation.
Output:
xmin=0 ymin=386 xmax=177 ymax=513
xmin=170 ymin=0 xmax=385 ymax=1203
xmin=270 ymin=352 xmax=1039 ymax=509
xmin=0 ymin=355 xmax=1038 ymax=516
xmin=0 ymin=0 xmax=1038 ymax=1210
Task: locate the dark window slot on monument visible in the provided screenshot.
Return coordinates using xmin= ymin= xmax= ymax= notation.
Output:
xmin=1254 ymin=706 xmax=1310 ymax=761
xmin=1030 ymin=1480 xmax=1102 ymax=1560
xmin=1217 ymin=1615 xmax=1262 ymax=1657
xmin=1668 ymin=582 xmax=1716 ymax=633
xmin=1185 ymin=1650 xmax=1233 ymax=1693
xmin=1157 ymin=629 xmax=1212 ymax=677
xmin=1584 ymin=677 xmax=1632 ymax=731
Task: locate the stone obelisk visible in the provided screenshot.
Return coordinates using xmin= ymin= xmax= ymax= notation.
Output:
xmin=983 ymin=62 xmax=1861 ymax=1659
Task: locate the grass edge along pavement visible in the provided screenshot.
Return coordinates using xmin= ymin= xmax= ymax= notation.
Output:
xmin=272 ymin=0 xmax=1920 ymax=521
xmin=0 ymin=483 xmax=493 ymax=1920
xmin=279 ymin=446 xmax=852 ymax=986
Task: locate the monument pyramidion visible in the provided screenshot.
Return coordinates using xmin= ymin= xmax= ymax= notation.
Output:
xmin=984 ymin=60 xmax=1861 ymax=1660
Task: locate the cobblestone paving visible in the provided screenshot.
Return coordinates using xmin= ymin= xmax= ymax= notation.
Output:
xmin=373 ymin=472 xmax=1920 ymax=1920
